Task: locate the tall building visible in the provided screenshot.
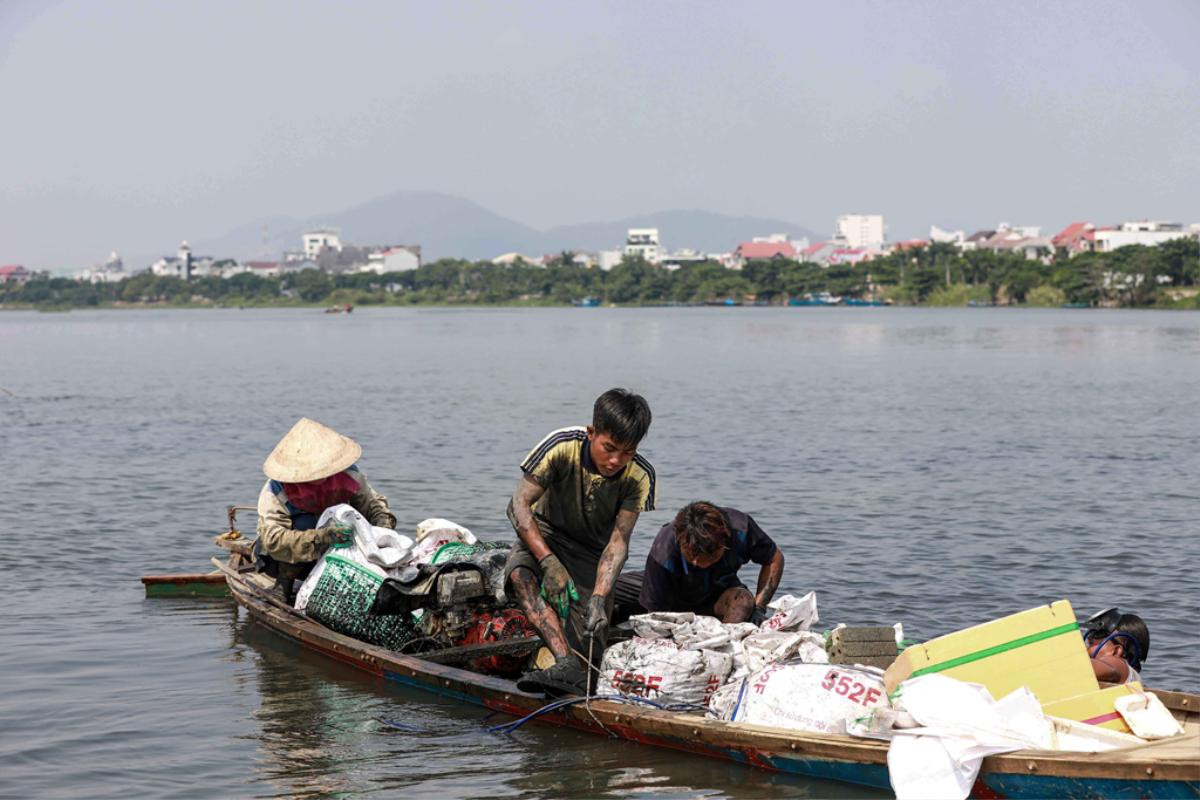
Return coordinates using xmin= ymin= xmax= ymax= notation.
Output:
xmin=303 ymin=228 xmax=343 ymax=260
xmin=836 ymin=215 xmax=886 ymax=249
xmin=624 ymin=228 xmax=661 ymax=263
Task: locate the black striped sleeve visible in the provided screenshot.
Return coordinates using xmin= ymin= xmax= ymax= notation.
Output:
xmin=519 ymin=427 xmax=586 ymax=474
xmin=632 ymin=453 xmax=657 ymax=511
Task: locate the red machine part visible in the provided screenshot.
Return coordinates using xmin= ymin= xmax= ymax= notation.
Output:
xmin=457 ymin=609 xmax=539 ymax=676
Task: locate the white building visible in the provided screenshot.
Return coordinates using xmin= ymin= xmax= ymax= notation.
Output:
xmin=366 ymin=246 xmax=421 ymax=273
xmin=624 ymin=228 xmax=661 ymax=263
xmin=752 ymin=233 xmax=810 ymax=251
xmin=597 ymin=250 xmax=623 ymax=271
xmin=836 ymin=215 xmax=886 ymax=249
xmin=1093 ymin=221 xmax=1193 ymax=253
xmin=659 ymin=249 xmax=709 ymax=271
xmin=245 ymin=261 xmax=281 ymax=278
xmin=930 ymin=225 xmax=966 ymax=247
xmin=150 ymin=241 xmax=212 ymax=279
xmin=302 ymin=228 xmax=342 ymax=260
xmin=995 ymin=222 xmax=1041 ymax=238
xmin=78 ymin=251 xmax=127 ymax=283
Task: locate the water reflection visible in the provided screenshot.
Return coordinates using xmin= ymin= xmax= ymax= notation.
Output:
xmin=230 ymin=614 xmax=884 ymax=798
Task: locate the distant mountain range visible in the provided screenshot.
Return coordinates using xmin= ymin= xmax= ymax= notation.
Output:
xmin=190 ymin=191 xmax=819 ymax=263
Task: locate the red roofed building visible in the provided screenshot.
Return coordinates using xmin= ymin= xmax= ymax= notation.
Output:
xmin=736 ymin=241 xmax=796 ymax=260
xmin=828 ymin=248 xmax=871 ymax=265
xmin=733 ymin=241 xmax=797 ymax=270
xmin=0 ymin=265 xmax=32 ymax=284
xmin=1052 ymin=221 xmax=1095 ymax=257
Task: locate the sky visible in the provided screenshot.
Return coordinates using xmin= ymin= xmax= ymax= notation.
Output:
xmin=1 ymin=0 xmax=1198 ymax=269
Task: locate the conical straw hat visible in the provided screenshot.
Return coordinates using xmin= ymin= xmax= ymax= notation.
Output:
xmin=263 ymin=417 xmax=362 ymax=483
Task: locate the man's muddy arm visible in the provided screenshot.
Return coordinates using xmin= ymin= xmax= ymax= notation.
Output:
xmin=511 ymin=474 xmax=550 ymax=558
xmin=754 ymin=548 xmax=785 ymax=610
xmin=593 ymin=509 xmax=638 ymax=598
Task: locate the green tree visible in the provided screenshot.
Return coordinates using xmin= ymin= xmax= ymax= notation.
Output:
xmin=290 ymin=268 xmax=333 ymax=302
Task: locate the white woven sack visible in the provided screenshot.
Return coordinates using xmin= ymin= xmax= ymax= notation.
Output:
xmin=600 ymin=636 xmax=732 ymax=707
xmin=722 ymin=663 xmax=889 ymax=734
xmin=629 ymin=611 xmax=695 ymax=640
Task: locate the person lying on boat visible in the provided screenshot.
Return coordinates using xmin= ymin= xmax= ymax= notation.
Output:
xmin=505 ymin=388 xmax=656 ymax=696
xmin=1081 ymin=607 xmax=1149 ymax=684
xmin=255 ymin=417 xmax=397 ymax=603
xmin=614 ymin=502 xmax=785 ymax=624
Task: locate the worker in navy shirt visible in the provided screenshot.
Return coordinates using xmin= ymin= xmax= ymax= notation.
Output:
xmin=628 ymin=502 xmax=785 ymax=623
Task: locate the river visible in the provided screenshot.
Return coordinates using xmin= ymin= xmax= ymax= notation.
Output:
xmin=2 ymin=306 xmax=1197 ymax=797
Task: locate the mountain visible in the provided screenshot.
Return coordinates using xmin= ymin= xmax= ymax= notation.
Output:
xmin=193 ymin=191 xmax=819 ymax=263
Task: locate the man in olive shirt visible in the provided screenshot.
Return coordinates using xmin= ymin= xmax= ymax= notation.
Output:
xmin=506 ymin=388 xmax=656 ymax=695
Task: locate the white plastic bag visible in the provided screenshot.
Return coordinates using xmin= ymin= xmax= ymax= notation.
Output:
xmin=600 ymin=636 xmax=732 ymax=707
xmin=759 ymin=591 xmax=818 ymax=632
xmin=294 ymin=504 xmax=412 ymax=609
xmin=408 ymin=518 xmax=477 ymax=564
xmin=886 ymin=675 xmax=1056 ymax=800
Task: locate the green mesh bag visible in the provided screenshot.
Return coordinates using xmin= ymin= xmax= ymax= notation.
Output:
xmin=430 ymin=540 xmax=510 ymax=565
xmin=304 ymin=554 xmax=416 ymax=650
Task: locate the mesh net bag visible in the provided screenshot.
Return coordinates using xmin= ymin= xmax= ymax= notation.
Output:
xmin=430 ymin=540 xmax=510 ymax=565
xmin=304 ymin=554 xmax=417 ymax=650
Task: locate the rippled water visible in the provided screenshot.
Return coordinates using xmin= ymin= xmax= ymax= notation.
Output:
xmin=2 ymin=307 xmax=1197 ymax=798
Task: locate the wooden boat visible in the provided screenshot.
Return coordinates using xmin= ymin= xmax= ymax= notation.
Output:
xmin=194 ymin=542 xmax=1199 ymax=799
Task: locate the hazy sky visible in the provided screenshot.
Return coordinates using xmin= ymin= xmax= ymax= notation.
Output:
xmin=2 ymin=0 xmax=1197 ymax=268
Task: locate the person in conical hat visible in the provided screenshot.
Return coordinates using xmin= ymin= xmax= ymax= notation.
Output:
xmin=255 ymin=418 xmax=396 ymax=599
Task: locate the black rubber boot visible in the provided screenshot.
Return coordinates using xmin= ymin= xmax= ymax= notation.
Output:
xmin=271 ymin=576 xmax=296 ymax=605
xmin=516 ymin=656 xmax=588 ymax=698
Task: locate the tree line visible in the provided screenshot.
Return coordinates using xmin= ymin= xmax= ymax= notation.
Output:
xmin=3 ymin=238 xmax=1197 ymax=310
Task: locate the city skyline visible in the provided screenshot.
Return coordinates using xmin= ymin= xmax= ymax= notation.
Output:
xmin=2 ymin=1 xmax=1198 ymax=269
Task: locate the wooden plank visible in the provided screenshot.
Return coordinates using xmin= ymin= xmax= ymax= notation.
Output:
xmin=142 ymin=573 xmax=226 ymax=585
xmin=141 ymin=572 xmax=229 ymax=598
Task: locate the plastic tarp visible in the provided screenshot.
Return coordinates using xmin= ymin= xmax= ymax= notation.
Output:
xmin=884 ymin=674 xmax=1144 ymax=800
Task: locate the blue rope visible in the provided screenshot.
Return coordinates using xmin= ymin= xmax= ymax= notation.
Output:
xmin=375 ymin=717 xmax=423 ymax=732
xmin=487 ymin=694 xmax=704 ymax=735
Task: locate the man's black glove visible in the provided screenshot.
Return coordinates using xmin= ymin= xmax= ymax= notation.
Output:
xmin=584 ymin=593 xmax=609 ymax=645
xmin=538 ymin=553 xmax=578 ymax=619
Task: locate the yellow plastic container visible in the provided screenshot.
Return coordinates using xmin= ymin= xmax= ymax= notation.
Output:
xmin=1042 ymin=683 xmax=1143 ymax=734
xmin=884 ymin=600 xmax=1099 ymax=705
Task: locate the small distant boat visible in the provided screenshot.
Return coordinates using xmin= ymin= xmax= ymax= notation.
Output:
xmin=1062 ymin=302 xmax=1091 ymax=309
xmin=325 ymin=304 xmax=354 ymax=314
xmin=843 ymin=298 xmax=887 ymax=307
xmin=789 ymin=292 xmax=841 ymax=306
xmin=704 ymin=298 xmax=742 ymax=307
xmin=572 ymin=297 xmax=600 ymax=307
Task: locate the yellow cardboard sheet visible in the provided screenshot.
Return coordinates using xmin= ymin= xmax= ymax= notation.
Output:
xmin=884 ymin=600 xmax=1099 ymax=705
xmin=1041 ymin=683 xmax=1143 ymax=733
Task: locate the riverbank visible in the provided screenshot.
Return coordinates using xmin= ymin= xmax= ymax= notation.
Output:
xmin=5 ymin=239 xmax=1197 ymax=312
xmin=3 ymin=294 xmax=1197 ymax=312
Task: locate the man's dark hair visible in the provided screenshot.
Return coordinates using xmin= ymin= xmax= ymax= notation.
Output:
xmin=673 ymin=502 xmax=731 ymax=562
xmin=1114 ymin=613 xmax=1150 ymax=668
xmin=592 ymin=388 xmax=652 ymax=445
